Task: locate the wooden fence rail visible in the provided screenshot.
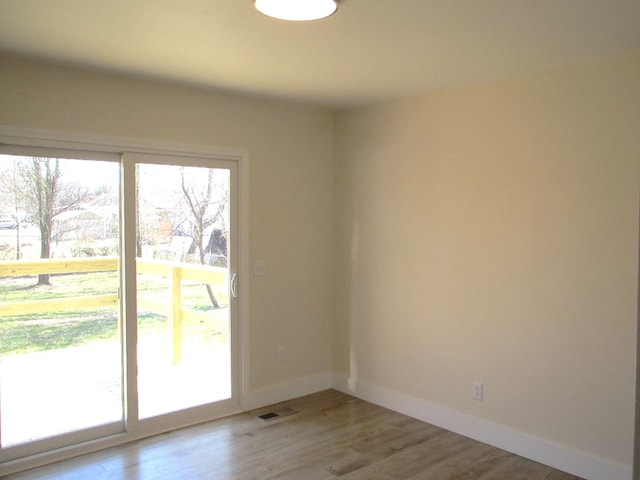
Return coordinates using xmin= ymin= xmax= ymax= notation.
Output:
xmin=0 ymin=256 xmax=228 ymax=363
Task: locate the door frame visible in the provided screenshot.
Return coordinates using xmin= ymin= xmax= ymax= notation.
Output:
xmin=0 ymin=125 xmax=250 ymax=476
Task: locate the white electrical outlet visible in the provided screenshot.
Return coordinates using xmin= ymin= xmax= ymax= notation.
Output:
xmin=277 ymin=346 xmax=286 ymax=361
xmin=254 ymin=260 xmax=267 ymax=276
xmin=472 ymin=382 xmax=483 ymax=401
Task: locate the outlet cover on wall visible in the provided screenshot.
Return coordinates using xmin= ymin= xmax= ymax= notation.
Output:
xmin=277 ymin=346 xmax=286 ymax=361
xmin=254 ymin=260 xmax=267 ymax=276
xmin=472 ymin=382 xmax=483 ymax=401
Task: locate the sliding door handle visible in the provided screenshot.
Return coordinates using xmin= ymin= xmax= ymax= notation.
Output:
xmin=230 ymin=272 xmax=239 ymax=298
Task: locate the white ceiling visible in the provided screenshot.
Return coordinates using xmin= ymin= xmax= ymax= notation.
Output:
xmin=1 ymin=0 xmax=640 ymax=109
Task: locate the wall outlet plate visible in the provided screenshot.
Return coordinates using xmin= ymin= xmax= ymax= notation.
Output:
xmin=254 ymin=260 xmax=267 ymax=276
xmin=277 ymin=346 xmax=286 ymax=361
xmin=472 ymin=381 xmax=483 ymax=401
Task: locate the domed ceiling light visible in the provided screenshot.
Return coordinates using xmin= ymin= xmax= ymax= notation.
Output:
xmin=254 ymin=0 xmax=338 ymax=21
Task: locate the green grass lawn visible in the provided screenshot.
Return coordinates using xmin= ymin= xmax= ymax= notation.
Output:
xmin=0 ymin=271 xmax=228 ymax=355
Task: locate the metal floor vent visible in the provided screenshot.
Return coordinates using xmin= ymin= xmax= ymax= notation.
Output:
xmin=258 ymin=407 xmax=297 ymax=421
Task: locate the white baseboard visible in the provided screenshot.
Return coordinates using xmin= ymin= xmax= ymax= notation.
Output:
xmin=332 ymin=373 xmax=631 ymax=480
xmin=245 ymin=372 xmax=333 ymax=410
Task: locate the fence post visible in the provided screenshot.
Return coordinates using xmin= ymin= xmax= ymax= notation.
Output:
xmin=171 ymin=265 xmax=182 ymax=364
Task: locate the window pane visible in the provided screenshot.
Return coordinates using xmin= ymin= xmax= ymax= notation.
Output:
xmin=0 ymin=156 xmax=122 ymax=446
xmin=135 ymin=163 xmax=231 ymax=419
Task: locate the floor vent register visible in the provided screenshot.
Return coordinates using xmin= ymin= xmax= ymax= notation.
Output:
xmin=258 ymin=407 xmax=298 ymax=421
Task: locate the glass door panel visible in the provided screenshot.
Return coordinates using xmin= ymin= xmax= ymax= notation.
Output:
xmin=135 ymin=162 xmax=231 ymax=419
xmin=0 ymin=155 xmax=123 ymax=452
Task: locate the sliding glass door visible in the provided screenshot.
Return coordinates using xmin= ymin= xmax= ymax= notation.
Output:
xmin=0 ymin=148 xmax=240 ymax=463
xmin=0 ymin=153 xmax=123 ymax=459
xmin=132 ymin=157 xmax=235 ymax=420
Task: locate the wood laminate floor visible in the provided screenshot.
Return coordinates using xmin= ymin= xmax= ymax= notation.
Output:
xmin=4 ymin=389 xmax=582 ymax=479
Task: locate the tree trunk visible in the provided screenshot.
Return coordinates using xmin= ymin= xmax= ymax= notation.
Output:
xmin=206 ymin=284 xmax=220 ymax=309
xmin=198 ymin=235 xmax=220 ymax=308
xmin=38 ymin=234 xmax=51 ymax=285
xmin=15 ymin=220 xmax=21 ymax=260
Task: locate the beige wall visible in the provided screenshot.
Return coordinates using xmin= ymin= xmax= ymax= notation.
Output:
xmin=2 ymin=49 xmax=640 ymax=471
xmin=333 ymin=52 xmax=640 ymax=466
xmin=0 ymin=54 xmax=334 ymax=392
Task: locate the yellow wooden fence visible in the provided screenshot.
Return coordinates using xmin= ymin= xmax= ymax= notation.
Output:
xmin=0 ymin=256 xmax=228 ymax=363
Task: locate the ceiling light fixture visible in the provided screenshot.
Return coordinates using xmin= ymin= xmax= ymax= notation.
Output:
xmin=254 ymin=0 xmax=337 ymax=21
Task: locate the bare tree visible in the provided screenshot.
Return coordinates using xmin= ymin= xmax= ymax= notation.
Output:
xmin=180 ymin=167 xmax=229 ymax=308
xmin=19 ymin=157 xmax=90 ymax=285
